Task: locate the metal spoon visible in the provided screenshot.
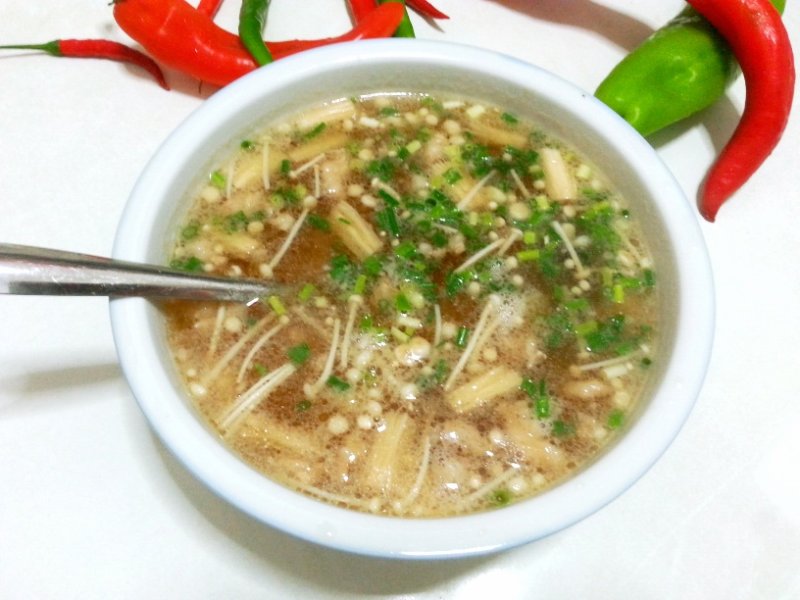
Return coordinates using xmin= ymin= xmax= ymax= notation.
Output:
xmin=0 ymin=243 xmax=280 ymax=303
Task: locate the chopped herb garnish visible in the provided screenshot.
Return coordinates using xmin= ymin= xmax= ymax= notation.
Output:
xmin=362 ymin=254 xmax=384 ymax=277
xmin=329 ymin=254 xmax=355 ymax=285
xmin=489 ymin=488 xmax=512 ymax=507
xmin=209 ymin=170 xmax=226 ymax=189
xmin=455 ymin=326 xmax=470 ymax=348
xmin=577 ymin=202 xmax=620 ymax=255
xmin=443 ymin=168 xmax=462 ymax=185
xmin=295 ymin=399 xmax=312 ymax=412
xmin=303 ymin=122 xmax=327 ymax=140
xmin=366 ymin=156 xmax=397 ymax=182
xmin=298 ymin=283 xmax=316 ymax=302
xmin=552 ymin=420 xmax=575 ymax=437
xmin=240 ymin=139 xmax=255 ymax=150
xmin=181 ymin=223 xmax=200 ymax=240
xmin=326 ymin=375 xmax=351 ymax=392
xmin=170 ymin=256 xmax=203 ymax=272
xmin=583 ymin=315 xmax=625 ymax=353
xmin=501 ymin=112 xmax=519 ymax=124
xmin=280 ymin=159 xmax=291 ymax=175
xmin=544 ymin=308 xmax=575 ymax=350
xmin=516 ymin=249 xmax=540 ymax=262
xmin=307 ymin=213 xmax=331 ymax=231
xmin=253 ymin=363 xmax=268 ymax=377
xmin=445 ymin=270 xmax=469 ymax=297
xmin=224 ymin=210 xmax=249 ymax=233
xmin=416 ymin=358 xmax=449 ymax=390
xmin=376 ymin=205 xmax=400 ymax=237
xmin=268 ymin=295 xmax=287 ymax=316
xmin=395 ymin=293 xmax=413 ymax=313
xmin=607 ymin=409 xmax=625 ymax=430
xmin=287 ymin=342 xmax=311 ymax=366
xmin=353 ymin=274 xmax=368 ymax=295
xmin=521 ymin=378 xmax=551 ymax=419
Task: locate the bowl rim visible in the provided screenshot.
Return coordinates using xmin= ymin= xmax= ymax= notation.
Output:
xmin=110 ymin=39 xmax=715 ymax=559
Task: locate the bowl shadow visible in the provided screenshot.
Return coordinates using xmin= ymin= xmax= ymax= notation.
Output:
xmin=152 ymin=432 xmax=504 ymax=595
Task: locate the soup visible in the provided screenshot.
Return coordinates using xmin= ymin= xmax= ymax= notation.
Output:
xmin=164 ymin=94 xmax=658 ymax=517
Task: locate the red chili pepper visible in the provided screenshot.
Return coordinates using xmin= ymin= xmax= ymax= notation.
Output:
xmin=685 ymin=0 xmax=795 ymax=221
xmin=405 ymin=0 xmax=449 ymax=19
xmin=113 ymin=0 xmax=404 ymax=87
xmin=197 ymin=0 xmax=224 ymax=18
xmin=0 ymin=38 xmax=169 ymax=90
xmin=349 ymin=0 xmax=377 ymax=22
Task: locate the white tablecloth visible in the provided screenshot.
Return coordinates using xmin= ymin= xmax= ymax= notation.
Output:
xmin=2 ymin=1 xmax=799 ymax=597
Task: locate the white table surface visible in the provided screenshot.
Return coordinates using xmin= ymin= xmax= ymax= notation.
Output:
xmin=2 ymin=1 xmax=799 ymax=598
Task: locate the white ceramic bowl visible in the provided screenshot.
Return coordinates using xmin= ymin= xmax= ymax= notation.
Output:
xmin=110 ymin=39 xmax=714 ymax=559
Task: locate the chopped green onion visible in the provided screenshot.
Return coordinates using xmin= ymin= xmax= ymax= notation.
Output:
xmin=607 ymin=409 xmax=625 ymax=429
xmin=280 ymin=159 xmax=291 ymax=175
xmin=445 ymin=271 xmax=468 ymax=297
xmin=443 ymin=168 xmax=462 ymax=185
xmin=394 ymin=240 xmax=417 ymax=260
xmin=181 ymin=223 xmax=200 ymax=240
xmin=455 ymin=326 xmax=470 ymax=348
xmin=405 ymin=140 xmax=422 ymax=155
xmin=326 ymin=375 xmax=351 ymax=392
xmin=535 ymin=395 xmax=551 ymax=419
xmin=521 ymin=378 xmax=551 ymax=419
xmin=643 ymin=269 xmax=656 ymax=288
xmin=360 ymin=314 xmax=374 ymax=332
xmin=298 ymin=283 xmax=316 ymax=302
xmin=307 ymin=214 xmax=331 ymax=231
xmin=287 ymin=343 xmax=311 ymax=366
xmin=303 ymin=122 xmax=327 ymax=139
xmin=522 ymin=230 xmax=537 ymax=245
xmin=377 ymin=189 xmax=400 ymax=207
xmin=516 ymin=249 xmax=540 ymax=262
xmin=575 ymin=320 xmax=598 ymax=337
xmin=377 ymin=205 xmax=400 ymax=237
xmin=353 ymin=274 xmax=367 ymax=295
xmin=268 ymin=295 xmax=286 ymax=316
xmin=209 ymin=170 xmax=226 ymax=189
xmin=253 ymin=363 xmax=268 ymax=377
xmin=489 ymin=488 xmax=512 ymax=507
xmin=240 ymin=139 xmax=256 ymax=150
xmin=552 ymin=420 xmax=575 ymax=437
xmin=295 ymin=399 xmax=312 ymax=412
xmin=169 ymin=256 xmax=203 ymax=272
xmin=612 ymin=283 xmax=625 ymax=303
xmin=395 ymin=293 xmax=413 ymax=313
xmin=362 ymin=255 xmax=383 ymax=277
xmin=501 ymin=112 xmax=519 ymax=124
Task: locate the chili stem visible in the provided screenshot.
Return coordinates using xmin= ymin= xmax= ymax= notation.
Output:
xmin=239 ymin=0 xmax=274 ymax=66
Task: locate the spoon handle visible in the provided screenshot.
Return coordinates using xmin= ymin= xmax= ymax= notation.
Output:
xmin=0 ymin=243 xmax=275 ymax=303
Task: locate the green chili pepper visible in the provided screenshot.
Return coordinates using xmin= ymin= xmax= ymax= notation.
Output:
xmin=239 ymin=0 xmax=273 ymax=66
xmin=594 ymin=0 xmax=786 ymax=137
xmin=379 ymin=0 xmax=416 ymax=38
